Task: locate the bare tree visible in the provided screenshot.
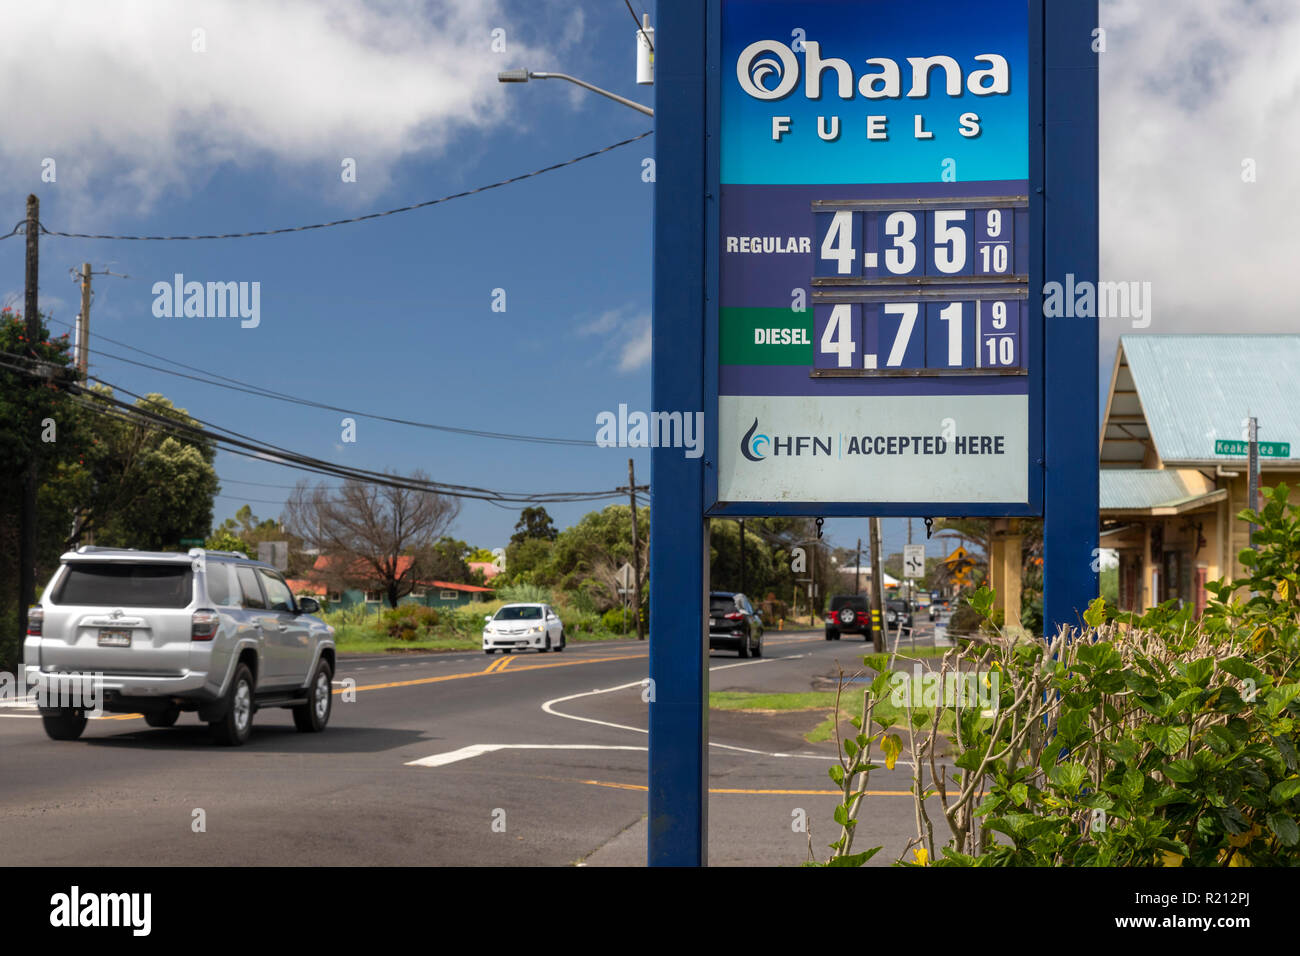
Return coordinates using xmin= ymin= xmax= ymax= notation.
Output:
xmin=285 ymin=473 xmax=459 ymax=609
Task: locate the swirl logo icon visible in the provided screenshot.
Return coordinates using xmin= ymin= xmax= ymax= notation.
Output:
xmin=735 ymin=40 xmax=799 ymax=101
xmin=741 ymin=418 xmax=770 ymax=462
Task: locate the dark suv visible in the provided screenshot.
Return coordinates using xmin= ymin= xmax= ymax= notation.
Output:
xmin=709 ymin=591 xmax=763 ymax=658
xmin=825 ymin=594 xmax=874 ymax=641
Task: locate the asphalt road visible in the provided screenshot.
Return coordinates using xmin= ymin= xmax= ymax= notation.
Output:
xmin=0 ymin=618 xmax=954 ymax=866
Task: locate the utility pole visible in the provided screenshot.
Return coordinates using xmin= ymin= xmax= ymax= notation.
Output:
xmin=1247 ymin=417 xmax=1259 ymax=547
xmin=869 ymin=516 xmax=885 ymax=653
xmin=738 ymin=518 xmax=745 ymax=596
xmin=18 ymin=194 xmax=40 ymax=651
xmin=628 ymin=458 xmax=644 ymax=641
xmin=855 ymin=537 xmax=862 ymax=596
xmin=76 ymin=262 xmax=91 ymax=378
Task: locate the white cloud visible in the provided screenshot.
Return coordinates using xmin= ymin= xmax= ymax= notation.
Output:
xmin=576 ymin=304 xmax=649 ymax=372
xmin=1099 ymin=0 xmax=1300 ymax=360
xmin=0 ymin=0 xmax=582 ymax=219
xmin=618 ymin=317 xmax=651 ymax=371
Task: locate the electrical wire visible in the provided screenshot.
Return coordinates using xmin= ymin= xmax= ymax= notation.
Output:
xmin=0 ymin=351 xmax=633 ymax=505
xmin=40 ymin=315 xmax=595 ymax=448
xmin=22 ymin=132 xmax=652 ymax=242
xmin=623 ymin=0 xmax=653 ymax=51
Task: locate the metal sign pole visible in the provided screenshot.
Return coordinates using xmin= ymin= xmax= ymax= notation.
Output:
xmin=648 ymin=0 xmax=709 ymax=867
xmin=1041 ymin=0 xmax=1100 ymax=637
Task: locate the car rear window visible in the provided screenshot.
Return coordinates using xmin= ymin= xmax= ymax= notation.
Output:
xmin=205 ymin=563 xmax=234 ymax=606
xmin=831 ymin=596 xmax=867 ymax=610
xmin=53 ymin=563 xmax=193 ymax=608
xmin=709 ymin=597 xmax=737 ymax=615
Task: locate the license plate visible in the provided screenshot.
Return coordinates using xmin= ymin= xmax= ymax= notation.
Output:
xmin=98 ymin=629 xmax=131 ymax=647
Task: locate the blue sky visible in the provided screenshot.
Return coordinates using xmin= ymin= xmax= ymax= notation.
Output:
xmin=2 ymin=0 xmax=1297 ymax=564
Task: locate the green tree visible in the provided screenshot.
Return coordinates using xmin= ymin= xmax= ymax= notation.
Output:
xmin=511 ymin=506 xmax=558 ymax=545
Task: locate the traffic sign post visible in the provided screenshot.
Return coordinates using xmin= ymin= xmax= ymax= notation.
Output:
xmin=651 ymin=0 xmax=1098 ymax=866
xmin=903 ymin=545 xmax=925 ymax=580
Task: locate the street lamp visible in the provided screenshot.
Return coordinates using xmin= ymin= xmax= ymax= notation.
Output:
xmin=496 ymin=69 xmax=654 ymax=116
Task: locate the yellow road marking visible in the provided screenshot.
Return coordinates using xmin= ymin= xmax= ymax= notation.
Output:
xmin=577 ymin=779 xmax=923 ymax=796
xmin=342 ymin=652 xmax=647 ymax=694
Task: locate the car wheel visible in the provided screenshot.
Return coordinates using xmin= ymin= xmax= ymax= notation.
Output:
xmin=293 ymin=659 xmax=333 ymax=733
xmin=41 ymin=709 xmax=87 ymax=741
xmin=503 ymin=648 xmax=513 ymax=654
xmin=556 ymin=630 xmax=566 ymax=652
xmin=738 ymin=634 xmax=751 ymax=659
xmin=825 ymin=628 xmax=838 ymax=641
xmin=210 ymin=663 xmax=255 ymax=746
xmin=485 ymin=648 xmax=496 ymax=655
xmin=145 ymin=708 xmax=180 ymax=728
xmin=540 ymin=635 xmax=551 ymax=653
xmin=753 ymin=638 xmax=762 ymax=659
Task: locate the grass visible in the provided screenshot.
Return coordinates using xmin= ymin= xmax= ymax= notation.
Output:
xmin=332 ymin=622 xmax=635 ymax=654
xmin=709 ymin=690 xmax=842 ymax=712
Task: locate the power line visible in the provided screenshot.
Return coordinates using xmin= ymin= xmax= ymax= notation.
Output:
xmin=40 ymin=315 xmax=594 ymax=447
xmin=0 ymin=350 xmax=630 ymax=505
xmin=623 ymin=0 xmax=653 ymax=52
xmin=19 ymin=132 xmax=652 ymax=242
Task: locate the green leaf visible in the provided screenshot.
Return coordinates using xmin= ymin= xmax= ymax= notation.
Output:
xmin=1146 ymin=724 xmax=1191 ymax=755
xmin=1121 ymin=768 xmax=1145 ymax=801
xmin=1049 ymin=762 xmax=1089 ymax=795
xmin=1183 ymin=657 xmax=1214 ymax=687
xmin=833 ymin=804 xmax=851 ymax=827
xmin=1270 ymin=779 xmax=1300 ymax=803
xmin=828 ymin=764 xmax=845 ymax=786
xmin=1268 ymin=812 xmax=1300 ymax=847
xmin=827 ymin=846 xmax=882 ymax=867
xmin=1009 ymin=782 xmax=1029 ymax=806
xmin=1083 ymin=597 xmax=1106 ymax=629
xmin=1163 ymin=759 xmax=1198 ymax=783
xmin=862 ymin=654 xmax=892 ymax=673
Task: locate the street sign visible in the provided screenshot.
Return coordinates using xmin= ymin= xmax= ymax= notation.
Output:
xmin=616 ymin=562 xmax=635 ymax=590
xmin=179 ymin=538 xmax=204 ymax=547
xmin=650 ymin=0 xmax=1098 ymax=867
xmin=258 ymin=541 xmax=289 ymax=571
xmin=1216 ymin=439 xmax=1291 ymax=458
xmin=903 ymin=545 xmax=925 ymax=579
xmin=708 ymin=0 xmax=1041 ymax=516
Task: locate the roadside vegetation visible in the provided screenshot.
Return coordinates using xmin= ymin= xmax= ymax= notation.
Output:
xmin=326 ymin=583 xmax=638 ymax=653
xmin=809 ymin=484 xmax=1300 ymax=867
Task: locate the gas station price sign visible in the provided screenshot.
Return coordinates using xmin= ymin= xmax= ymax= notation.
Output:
xmin=711 ymin=0 xmax=1040 ymax=513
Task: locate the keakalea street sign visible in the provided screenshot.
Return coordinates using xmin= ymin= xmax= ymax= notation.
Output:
xmin=1216 ymin=439 xmax=1291 ymax=458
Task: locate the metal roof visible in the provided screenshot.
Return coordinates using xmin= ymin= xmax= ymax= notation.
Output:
xmin=1100 ymin=470 xmax=1224 ymax=513
xmin=1115 ymin=335 xmax=1300 ymax=465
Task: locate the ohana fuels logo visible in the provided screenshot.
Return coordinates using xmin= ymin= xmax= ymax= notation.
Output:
xmin=735 ymin=40 xmax=1012 ymax=102
xmin=741 ymin=419 xmax=832 ymax=462
xmin=741 ymin=419 xmax=770 ymax=461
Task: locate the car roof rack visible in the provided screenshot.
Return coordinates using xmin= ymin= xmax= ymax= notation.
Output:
xmin=75 ymin=545 xmax=138 ymax=553
xmin=188 ymin=548 xmax=250 ymax=560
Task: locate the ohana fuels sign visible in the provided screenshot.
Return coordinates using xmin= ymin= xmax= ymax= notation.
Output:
xmin=711 ymin=0 xmax=1036 ymax=511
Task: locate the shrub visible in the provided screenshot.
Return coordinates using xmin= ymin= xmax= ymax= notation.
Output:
xmin=384 ymin=604 xmax=439 ymax=640
xmin=498 ymin=582 xmax=551 ymax=604
xmin=813 ymin=484 xmax=1300 ymax=867
xmin=601 ymin=607 xmax=630 ymax=634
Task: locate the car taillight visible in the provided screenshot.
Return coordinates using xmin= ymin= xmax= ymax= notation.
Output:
xmin=191 ymin=609 xmax=220 ymax=641
xmin=725 ymin=612 xmax=745 ymax=621
xmin=26 ymin=606 xmax=42 ymax=636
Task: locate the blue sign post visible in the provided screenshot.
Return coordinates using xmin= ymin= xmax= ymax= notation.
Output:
xmin=650 ymin=0 xmax=1097 ymax=866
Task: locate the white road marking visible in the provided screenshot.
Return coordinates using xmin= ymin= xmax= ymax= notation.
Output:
xmin=406 ymin=743 xmax=647 ymax=768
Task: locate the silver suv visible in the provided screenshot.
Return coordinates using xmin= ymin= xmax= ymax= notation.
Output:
xmin=24 ymin=547 xmax=336 ymax=746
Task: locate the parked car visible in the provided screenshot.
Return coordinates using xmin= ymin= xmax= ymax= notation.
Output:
xmin=483 ymin=603 xmax=565 ymax=654
xmin=885 ymin=599 xmax=914 ymax=630
xmin=709 ymin=591 xmax=763 ymax=658
xmin=825 ymin=594 xmax=874 ymax=642
xmin=24 ymin=547 xmax=336 ymax=745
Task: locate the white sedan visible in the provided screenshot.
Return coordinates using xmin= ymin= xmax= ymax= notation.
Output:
xmin=483 ymin=603 xmax=565 ymax=654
